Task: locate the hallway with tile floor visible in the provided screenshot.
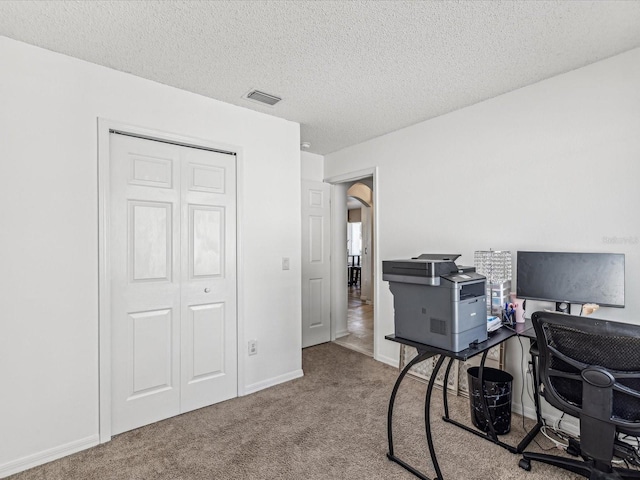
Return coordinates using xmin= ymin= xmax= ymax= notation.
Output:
xmin=333 ymin=286 xmax=373 ymax=356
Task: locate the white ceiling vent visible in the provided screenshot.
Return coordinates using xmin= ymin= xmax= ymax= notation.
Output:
xmin=244 ymin=89 xmax=282 ymax=106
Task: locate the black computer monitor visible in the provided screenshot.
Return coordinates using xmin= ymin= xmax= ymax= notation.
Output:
xmin=516 ymin=251 xmax=625 ymax=309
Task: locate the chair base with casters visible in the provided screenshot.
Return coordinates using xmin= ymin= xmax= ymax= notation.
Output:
xmin=520 ymin=311 xmax=640 ymax=480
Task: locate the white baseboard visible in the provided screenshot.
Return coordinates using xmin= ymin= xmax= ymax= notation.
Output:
xmin=375 ymin=353 xmax=399 ymax=369
xmin=334 ymin=329 xmax=349 ymax=339
xmin=0 ymin=434 xmax=99 ymax=479
xmin=511 ymin=402 xmax=580 ymax=438
xmin=243 ymin=369 xmax=304 ymax=395
xmin=511 ymin=401 xmax=537 ymax=421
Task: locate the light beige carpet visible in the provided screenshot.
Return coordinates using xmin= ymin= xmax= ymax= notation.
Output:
xmin=10 ymin=343 xmax=585 ymax=479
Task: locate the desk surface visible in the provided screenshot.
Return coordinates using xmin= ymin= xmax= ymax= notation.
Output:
xmin=515 ymin=319 xmax=535 ymax=338
xmin=386 ymin=320 xmax=535 ymax=361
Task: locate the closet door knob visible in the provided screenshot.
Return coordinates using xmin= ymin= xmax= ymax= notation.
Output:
xmin=204 ymin=287 xmax=211 ymax=293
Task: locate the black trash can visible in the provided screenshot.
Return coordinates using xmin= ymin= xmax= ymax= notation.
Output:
xmin=467 ymin=366 xmax=513 ymax=435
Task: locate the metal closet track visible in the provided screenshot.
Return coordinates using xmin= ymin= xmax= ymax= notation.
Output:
xmin=110 ymin=129 xmax=236 ymax=156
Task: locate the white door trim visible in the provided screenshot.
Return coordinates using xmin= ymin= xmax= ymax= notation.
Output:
xmin=325 ymin=168 xmax=376 ymax=185
xmin=324 ymin=167 xmax=380 ymax=361
xmin=97 ymin=118 xmax=244 ymax=443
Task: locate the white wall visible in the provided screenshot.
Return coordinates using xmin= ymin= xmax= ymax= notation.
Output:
xmin=300 ymin=151 xmax=324 ymax=181
xmin=0 ymin=37 xmax=301 ymax=476
xmin=325 ymin=48 xmax=640 ymax=414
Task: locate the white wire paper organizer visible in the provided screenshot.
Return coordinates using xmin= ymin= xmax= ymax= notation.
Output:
xmin=474 ymin=250 xmax=513 ymax=315
xmin=474 ymin=250 xmax=512 ymax=283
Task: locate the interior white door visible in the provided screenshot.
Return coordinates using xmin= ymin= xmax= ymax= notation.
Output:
xmin=301 ymin=180 xmax=331 ymax=348
xmin=110 ymin=133 xmax=236 ymax=435
xmin=179 ymin=146 xmax=237 ymax=413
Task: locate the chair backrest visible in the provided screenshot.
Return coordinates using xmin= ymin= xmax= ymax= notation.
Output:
xmin=532 ymin=311 xmax=640 ymax=439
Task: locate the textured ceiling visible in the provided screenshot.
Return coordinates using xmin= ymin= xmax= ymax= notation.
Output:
xmin=2 ymin=1 xmax=640 ymax=155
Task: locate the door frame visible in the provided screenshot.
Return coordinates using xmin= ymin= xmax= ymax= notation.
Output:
xmin=97 ymin=118 xmax=244 ymax=443
xmin=324 ymin=167 xmax=379 ymax=360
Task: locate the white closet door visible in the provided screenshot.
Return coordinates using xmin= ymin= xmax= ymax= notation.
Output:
xmin=109 ymin=133 xmax=236 ymax=435
xmin=179 ymin=146 xmax=237 ymax=413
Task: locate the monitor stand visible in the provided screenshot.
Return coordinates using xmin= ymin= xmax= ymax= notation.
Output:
xmin=556 ymin=301 xmax=571 ymax=314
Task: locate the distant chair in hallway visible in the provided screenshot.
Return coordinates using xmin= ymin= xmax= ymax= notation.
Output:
xmin=348 ymin=254 xmax=361 ymax=286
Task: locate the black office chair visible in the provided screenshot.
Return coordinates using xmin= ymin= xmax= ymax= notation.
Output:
xmin=520 ymin=311 xmax=640 ymax=479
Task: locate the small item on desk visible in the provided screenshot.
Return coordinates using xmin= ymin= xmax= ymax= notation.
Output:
xmin=487 ymin=315 xmax=502 ymax=333
xmin=583 ymin=303 xmax=600 ymax=316
xmin=503 ymin=302 xmax=517 ymax=326
xmin=510 ymin=293 xmax=526 ymax=323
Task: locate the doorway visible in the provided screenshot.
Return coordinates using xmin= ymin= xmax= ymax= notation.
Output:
xmin=333 ymin=180 xmax=374 ymax=356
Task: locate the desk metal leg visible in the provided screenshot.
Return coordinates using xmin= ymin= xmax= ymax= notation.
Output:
xmin=478 ymin=350 xmax=499 ymax=442
xmin=425 ymin=355 xmax=446 ymax=480
xmin=388 ymin=350 xmax=519 ymax=480
xmin=441 ymin=351 xmax=523 ymax=453
xmin=442 ymin=357 xmax=455 ymax=419
xmin=387 ymin=331 xmax=546 ymax=480
xmin=441 ymin=347 xmax=544 ymax=454
xmin=387 ymin=349 xmax=437 ymax=480
xmin=517 ymin=340 xmax=543 ymax=452
xmin=387 ymin=350 xmax=434 ymax=457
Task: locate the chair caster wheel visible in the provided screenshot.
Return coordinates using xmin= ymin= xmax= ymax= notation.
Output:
xmin=519 ymin=458 xmax=531 ymax=471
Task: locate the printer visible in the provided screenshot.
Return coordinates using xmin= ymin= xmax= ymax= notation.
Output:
xmin=383 ymin=254 xmax=487 ymax=352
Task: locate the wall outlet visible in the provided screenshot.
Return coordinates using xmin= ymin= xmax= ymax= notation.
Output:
xmin=282 ymin=257 xmax=290 ymax=270
xmin=248 ymin=339 xmax=258 ymax=356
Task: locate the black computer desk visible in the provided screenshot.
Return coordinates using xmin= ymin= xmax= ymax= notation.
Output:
xmin=385 ymin=321 xmax=542 ymax=480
